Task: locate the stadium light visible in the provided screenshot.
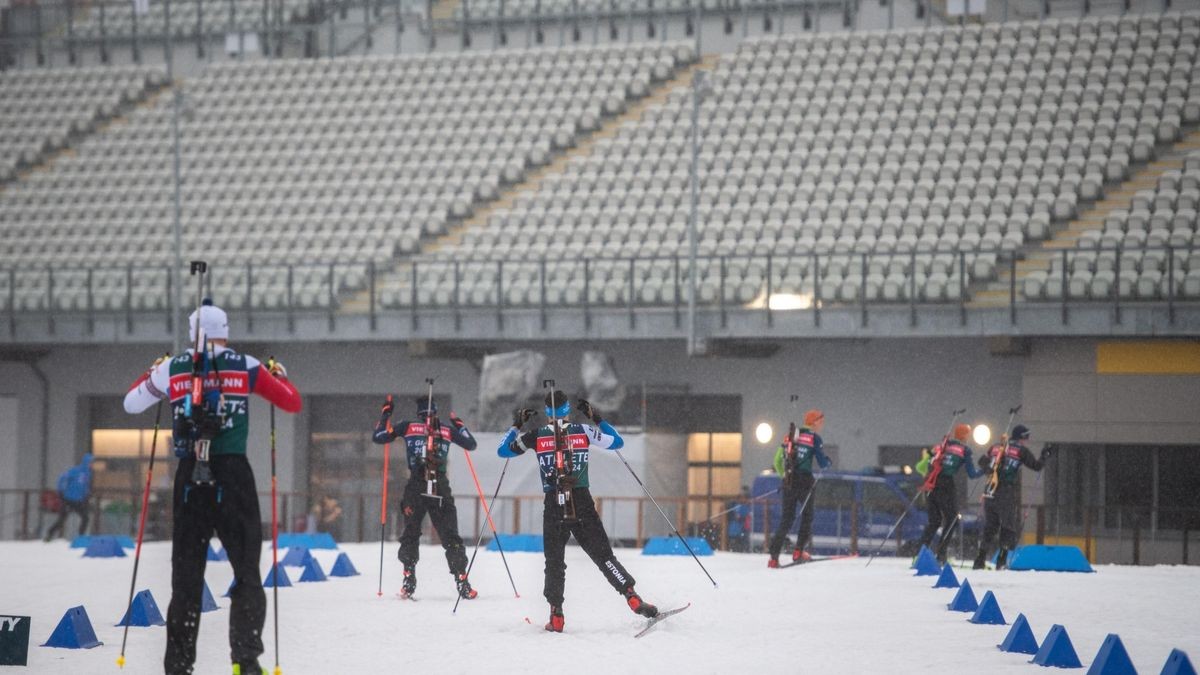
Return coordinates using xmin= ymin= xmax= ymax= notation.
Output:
xmin=755 ymin=422 xmax=773 ymax=445
xmin=972 ymin=424 xmax=991 ymax=446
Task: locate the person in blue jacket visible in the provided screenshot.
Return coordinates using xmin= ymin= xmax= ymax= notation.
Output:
xmin=44 ymin=453 xmax=94 ymax=541
xmin=498 ymin=390 xmax=659 ymax=633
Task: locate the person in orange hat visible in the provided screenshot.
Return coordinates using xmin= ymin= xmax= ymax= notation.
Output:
xmin=767 ymin=409 xmax=831 ymax=567
xmin=916 ymin=423 xmax=984 ymax=564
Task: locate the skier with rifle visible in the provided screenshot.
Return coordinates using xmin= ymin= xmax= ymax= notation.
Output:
xmin=497 ymin=390 xmax=659 ymax=633
xmin=915 ymin=423 xmax=983 ymax=564
xmin=122 ymin=301 xmax=301 ymax=675
xmin=767 ymin=409 xmax=831 ymax=567
xmin=372 ymin=394 xmax=479 ymax=600
xmin=972 ymin=424 xmax=1049 ymax=570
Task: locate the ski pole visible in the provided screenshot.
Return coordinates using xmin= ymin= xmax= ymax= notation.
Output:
xmin=267 ymin=358 xmax=282 ymax=675
xmin=455 ymin=458 xmax=513 ymax=614
xmin=614 ymin=449 xmax=718 ymax=588
xmin=460 ymin=445 xmax=519 ymax=598
xmin=377 ymin=396 xmax=393 ymax=598
xmin=791 ymin=474 xmax=821 ymax=551
xmin=866 ymin=408 xmax=965 ymax=568
xmin=864 ymin=489 xmax=924 ymax=567
xmin=705 ymin=487 xmax=780 ymax=522
xmin=116 ymin=395 xmax=164 ymax=669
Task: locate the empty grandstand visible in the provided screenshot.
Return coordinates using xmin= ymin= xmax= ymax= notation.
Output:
xmin=2 ymin=0 xmax=1199 ymax=590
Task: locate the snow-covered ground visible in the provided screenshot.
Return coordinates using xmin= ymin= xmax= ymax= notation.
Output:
xmin=3 ymin=541 xmax=1198 ymax=674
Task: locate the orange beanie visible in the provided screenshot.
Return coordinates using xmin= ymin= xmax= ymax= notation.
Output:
xmin=804 ymin=409 xmax=824 ymax=427
xmin=954 ymin=423 xmax=971 ymax=441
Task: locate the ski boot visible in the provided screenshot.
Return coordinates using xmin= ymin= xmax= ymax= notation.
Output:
xmin=972 ymin=550 xmax=987 ymax=570
xmin=399 ymin=567 xmax=417 ymax=599
xmin=767 ymin=556 xmax=780 ymax=569
xmin=995 ymin=548 xmax=1009 ymax=570
xmin=792 ymin=549 xmax=812 ymax=564
xmin=456 ymin=574 xmax=478 ymax=600
xmin=545 ymin=604 xmax=565 ymax=633
xmin=231 ymin=662 xmax=267 ymax=675
xmin=624 ymin=587 xmax=658 ymax=618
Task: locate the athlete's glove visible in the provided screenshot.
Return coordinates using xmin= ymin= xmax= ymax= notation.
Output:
xmin=380 ymin=396 xmax=394 ymax=418
xmin=512 ymin=408 xmax=535 ymax=429
xmin=267 ymin=358 xmax=288 ymax=379
xmin=448 ymin=412 xmax=465 ymax=429
xmin=1040 ymin=446 xmax=1053 ymax=461
xmin=577 ymin=399 xmax=602 ymax=424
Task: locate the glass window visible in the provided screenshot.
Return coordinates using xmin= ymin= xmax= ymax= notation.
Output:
xmin=813 ymin=479 xmax=856 ymax=509
xmin=861 ymin=481 xmax=906 ymax=517
xmin=1157 ymin=447 xmax=1200 ymax=531
xmin=1104 ymin=446 xmax=1152 ymax=528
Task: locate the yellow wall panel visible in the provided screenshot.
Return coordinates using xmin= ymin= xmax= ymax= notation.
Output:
xmin=1096 ymin=341 xmax=1200 ymax=374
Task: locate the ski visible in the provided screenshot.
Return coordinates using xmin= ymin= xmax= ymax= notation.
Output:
xmin=778 ymin=554 xmax=859 ymax=569
xmin=634 ymin=603 xmax=691 ymax=638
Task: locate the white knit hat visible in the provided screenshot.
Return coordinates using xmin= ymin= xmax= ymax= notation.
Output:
xmin=188 ymin=300 xmax=229 ymax=341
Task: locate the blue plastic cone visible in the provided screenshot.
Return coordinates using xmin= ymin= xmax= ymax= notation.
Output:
xmin=933 ymin=564 xmax=960 ymax=588
xmin=1161 ymin=649 xmax=1197 ymax=675
xmin=1032 ymin=624 xmax=1083 ymax=668
xmin=116 ymin=589 xmax=165 ymax=627
xmin=82 ymin=537 xmax=126 ymax=558
xmin=910 ymin=545 xmax=933 ymax=568
xmin=1086 ymin=634 xmax=1136 ymax=675
xmin=298 ymin=557 xmax=327 ymax=582
xmin=914 ymin=554 xmax=941 ymax=576
xmin=201 ymin=582 xmax=219 ymax=613
xmin=913 ymin=546 xmax=940 ymax=575
xmin=224 ymin=579 xmax=237 ymax=598
xmin=948 ymin=579 xmax=979 ymax=612
xmin=969 ymin=590 xmax=1007 ymax=625
xmin=329 ymin=552 xmax=360 ymax=577
xmin=41 ymin=606 xmax=103 ymax=649
xmin=281 ymin=546 xmax=313 ymax=567
xmin=263 ymin=563 xmax=292 ymax=588
xmin=207 ymin=544 xmax=228 ymax=561
xmin=999 ymin=613 xmax=1040 ymax=655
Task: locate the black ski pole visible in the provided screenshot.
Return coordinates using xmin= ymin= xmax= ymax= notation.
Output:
xmin=864 ymin=489 xmax=924 ymax=567
xmin=614 ymin=449 xmax=718 ymax=588
xmin=454 ymin=458 xmax=514 ymax=614
xmin=116 ymin=395 xmax=164 ymax=669
xmin=705 ymin=487 xmax=780 ymax=522
xmin=867 ymin=408 xmax=966 ymax=567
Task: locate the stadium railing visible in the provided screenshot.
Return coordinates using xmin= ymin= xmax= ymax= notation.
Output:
xmin=2 ymin=245 xmax=1198 ymax=339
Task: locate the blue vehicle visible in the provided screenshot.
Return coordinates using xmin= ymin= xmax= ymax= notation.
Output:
xmin=749 ymin=470 xmax=980 ymax=557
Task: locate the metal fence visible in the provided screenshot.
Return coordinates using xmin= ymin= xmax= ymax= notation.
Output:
xmin=3 ymin=245 xmax=1197 ymax=339
xmin=7 ymin=487 xmax=1194 ymax=564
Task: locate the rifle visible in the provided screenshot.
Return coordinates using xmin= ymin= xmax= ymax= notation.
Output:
xmin=984 ymin=405 xmax=1022 ymax=499
xmin=422 ymin=378 xmax=440 ymax=500
xmin=544 ymin=380 xmax=575 ymax=522
xmin=185 ymin=261 xmax=221 ymax=486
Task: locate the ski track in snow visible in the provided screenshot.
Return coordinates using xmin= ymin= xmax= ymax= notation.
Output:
xmin=4 ymin=541 xmax=1198 ymax=674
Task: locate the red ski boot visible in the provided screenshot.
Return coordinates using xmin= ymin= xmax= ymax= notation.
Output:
xmin=456 ymin=574 xmax=478 ymax=600
xmin=545 ymin=605 xmax=565 ymax=633
xmin=792 ymin=549 xmax=812 ymax=564
xmin=767 ymin=557 xmax=780 ymax=568
xmin=625 ymin=587 xmax=658 ymax=618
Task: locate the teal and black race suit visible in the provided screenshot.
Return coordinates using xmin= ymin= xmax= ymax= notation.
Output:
xmin=497 ymin=420 xmax=624 ymax=492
